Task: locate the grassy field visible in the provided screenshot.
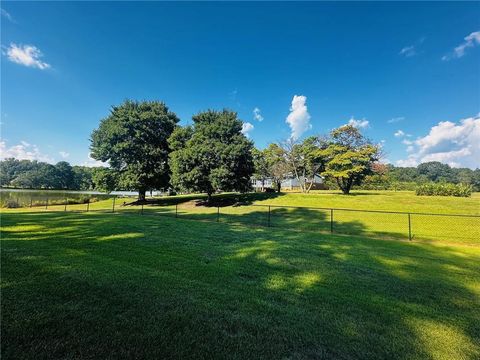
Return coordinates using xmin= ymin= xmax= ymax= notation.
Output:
xmin=1 ymin=210 xmax=479 ymax=359
xmin=5 ymin=191 xmax=479 ymax=245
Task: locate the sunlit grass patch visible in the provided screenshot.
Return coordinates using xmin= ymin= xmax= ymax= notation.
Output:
xmin=1 ymin=211 xmax=479 ymax=359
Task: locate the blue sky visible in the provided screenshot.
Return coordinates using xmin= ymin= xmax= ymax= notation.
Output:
xmin=1 ymin=2 xmax=479 ymax=168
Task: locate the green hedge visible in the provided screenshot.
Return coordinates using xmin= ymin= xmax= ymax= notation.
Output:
xmin=415 ymin=183 xmax=472 ymax=197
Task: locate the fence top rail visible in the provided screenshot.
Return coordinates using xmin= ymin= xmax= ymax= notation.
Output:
xmin=248 ymin=203 xmax=480 ymax=218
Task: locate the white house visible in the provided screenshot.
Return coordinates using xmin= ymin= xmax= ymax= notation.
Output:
xmin=251 ymin=174 xmax=325 ymax=191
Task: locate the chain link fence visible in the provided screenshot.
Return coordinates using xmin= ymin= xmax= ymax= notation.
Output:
xmin=3 ymin=193 xmax=479 ymax=245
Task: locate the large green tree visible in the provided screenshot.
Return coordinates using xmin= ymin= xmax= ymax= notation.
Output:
xmin=319 ymin=125 xmax=380 ymax=194
xmin=72 ymin=166 xmax=94 ymax=190
xmin=168 ymin=110 xmax=254 ymax=201
xmin=252 ymin=148 xmax=270 ymax=191
xmin=91 ymin=168 xmax=119 ymax=193
xmin=55 ymin=161 xmax=74 ymax=189
xmin=417 ymin=161 xmax=454 ymax=182
xmin=90 ymin=100 xmax=179 ymax=200
xmin=263 ymin=143 xmax=289 ymax=192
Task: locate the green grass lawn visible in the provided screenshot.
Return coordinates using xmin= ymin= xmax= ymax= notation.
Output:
xmin=6 ymin=190 xmax=478 ymax=245
xmin=1 ymin=211 xmax=479 ymax=359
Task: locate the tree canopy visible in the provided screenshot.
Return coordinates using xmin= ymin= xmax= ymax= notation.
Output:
xmin=318 ymin=125 xmax=380 ymax=194
xmin=263 ymin=143 xmax=290 ymax=192
xmin=168 ymin=110 xmax=254 ymax=200
xmin=278 ymin=136 xmax=327 ymax=193
xmin=90 ymin=100 xmax=179 ymax=200
xmin=0 ymin=158 xmax=95 ymax=190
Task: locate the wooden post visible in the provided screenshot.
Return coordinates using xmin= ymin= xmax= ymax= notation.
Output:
xmin=86 ymin=199 xmax=90 ymax=212
xmin=268 ymin=206 xmax=271 ymax=227
xmin=64 ymin=197 xmax=67 ymax=212
xmin=112 ymin=197 xmax=116 ymax=213
xmin=30 ymin=197 xmax=33 ymax=208
xmin=175 ymin=203 xmax=178 ymax=218
xmin=217 ymin=206 xmax=220 ymax=222
xmin=141 ymin=203 xmax=144 ymax=215
xmin=45 ymin=197 xmax=48 ymax=210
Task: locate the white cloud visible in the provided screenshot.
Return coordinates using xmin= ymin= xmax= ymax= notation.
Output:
xmin=59 ymin=151 xmax=70 ymax=159
xmin=396 ymin=114 xmax=480 ymax=168
xmin=82 ymin=153 xmax=108 ymax=167
xmin=399 ymin=37 xmax=425 ymax=58
xmin=5 ymin=43 xmax=50 ymax=69
xmin=347 ymin=117 xmax=369 ymax=129
xmin=402 ymin=139 xmax=413 ymax=145
xmin=400 ymin=45 xmax=416 ymax=57
xmin=396 ymin=156 xmax=418 ymax=167
xmin=286 ymin=95 xmax=311 ymax=140
xmin=388 ymin=117 xmax=405 ymax=124
xmin=442 ymin=31 xmax=480 ymax=60
xmin=241 ymin=122 xmax=254 ymax=137
xmin=394 ymin=129 xmax=412 ymax=138
xmin=421 ymin=148 xmax=471 ymax=168
xmin=0 ymin=140 xmax=54 ymax=163
xmin=253 ymin=107 xmax=263 ymax=122
xmin=1 ymin=8 xmax=14 ymax=22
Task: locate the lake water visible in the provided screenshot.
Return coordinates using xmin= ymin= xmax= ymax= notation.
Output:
xmin=0 ymin=189 xmax=158 ymax=207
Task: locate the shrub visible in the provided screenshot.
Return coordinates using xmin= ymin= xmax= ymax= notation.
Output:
xmin=415 ymin=183 xmax=472 ymax=197
xmin=4 ymin=199 xmax=21 ymax=208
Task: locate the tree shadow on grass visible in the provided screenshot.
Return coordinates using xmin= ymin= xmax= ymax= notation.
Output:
xmin=1 ymin=212 xmax=479 ymax=359
xmin=125 ymin=191 xmax=286 ymax=207
xmin=133 ymin=203 xmax=478 ymax=245
xmin=138 ymin=205 xmax=410 ymax=242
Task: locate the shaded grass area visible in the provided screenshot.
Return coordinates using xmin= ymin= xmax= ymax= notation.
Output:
xmin=1 ymin=211 xmax=480 ymax=359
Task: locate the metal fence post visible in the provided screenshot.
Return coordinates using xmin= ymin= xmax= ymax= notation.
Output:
xmin=175 ymin=203 xmax=178 ymax=218
xmin=217 ymin=206 xmax=220 ymax=222
xmin=408 ymin=213 xmax=412 ymax=241
xmin=268 ymin=205 xmax=271 ymax=227
xmin=112 ymin=197 xmax=116 ymax=213
xmin=330 ymin=209 xmax=334 ymax=233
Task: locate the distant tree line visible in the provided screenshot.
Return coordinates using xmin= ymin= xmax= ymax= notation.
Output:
xmin=0 ymin=159 xmax=96 ymax=190
xmin=356 ymin=162 xmax=480 ymax=192
xmin=2 ymin=100 xmax=478 ymax=198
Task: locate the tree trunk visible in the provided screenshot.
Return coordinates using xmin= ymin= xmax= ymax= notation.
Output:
xmin=276 ymin=181 xmax=281 ymax=193
xmin=138 ymin=188 xmax=146 ymax=201
xmin=306 ymin=178 xmax=314 ymax=193
xmin=336 ymin=178 xmax=347 ymax=194
xmin=336 ymin=177 xmax=352 ymax=194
